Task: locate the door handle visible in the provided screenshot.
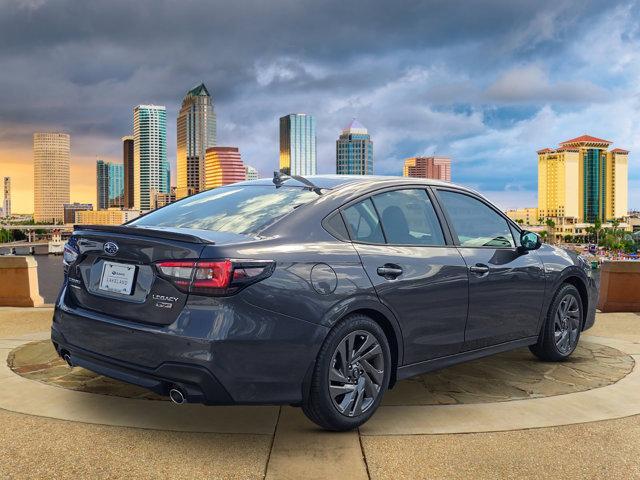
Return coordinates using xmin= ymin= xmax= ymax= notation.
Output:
xmin=377 ymin=264 xmax=403 ymax=280
xmin=469 ymin=263 xmax=490 ymax=275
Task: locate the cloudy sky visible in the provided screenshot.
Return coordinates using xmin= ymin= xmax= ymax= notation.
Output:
xmin=1 ymin=0 xmax=639 ymax=213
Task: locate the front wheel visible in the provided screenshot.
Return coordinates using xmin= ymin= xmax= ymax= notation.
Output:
xmin=530 ymin=283 xmax=583 ymax=362
xmin=302 ymin=314 xmax=391 ymax=431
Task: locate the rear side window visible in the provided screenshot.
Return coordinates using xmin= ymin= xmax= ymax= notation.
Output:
xmin=342 ymin=199 xmax=385 ymax=244
xmin=438 ymin=190 xmax=515 ymax=248
xmin=371 ymin=189 xmax=445 ymax=246
xmin=129 ymin=185 xmax=319 ymax=235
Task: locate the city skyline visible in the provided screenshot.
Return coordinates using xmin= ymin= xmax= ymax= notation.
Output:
xmin=1 ymin=1 xmax=639 ymax=213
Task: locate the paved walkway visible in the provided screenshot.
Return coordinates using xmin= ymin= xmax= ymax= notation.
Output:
xmin=0 ymin=307 xmax=639 ymax=479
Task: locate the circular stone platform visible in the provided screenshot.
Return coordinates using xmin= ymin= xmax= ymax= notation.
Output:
xmin=7 ymin=340 xmax=634 ymax=405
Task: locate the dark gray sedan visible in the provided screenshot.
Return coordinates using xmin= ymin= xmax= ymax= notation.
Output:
xmin=52 ymin=175 xmax=597 ymax=430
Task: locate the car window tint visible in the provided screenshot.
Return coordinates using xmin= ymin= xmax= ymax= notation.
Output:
xmin=371 ymin=189 xmax=445 ymax=246
xmin=438 ymin=190 xmax=515 ymax=248
xmin=130 ymin=185 xmax=320 ymax=235
xmin=342 ymin=198 xmax=385 ymax=244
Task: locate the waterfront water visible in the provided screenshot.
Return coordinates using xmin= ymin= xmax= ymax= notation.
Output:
xmin=35 ymin=254 xmax=64 ymax=304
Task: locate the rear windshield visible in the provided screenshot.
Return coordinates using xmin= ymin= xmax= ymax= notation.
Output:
xmin=129 ymin=185 xmax=320 ymax=235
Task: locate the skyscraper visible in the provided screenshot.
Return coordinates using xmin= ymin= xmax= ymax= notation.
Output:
xmin=245 ymin=165 xmax=259 ymax=181
xmin=97 ymin=161 xmax=125 ymax=209
xmin=336 ymin=119 xmax=373 ymax=175
xmin=403 ymin=156 xmax=451 ymax=181
xmin=122 ymin=135 xmax=134 ymax=208
xmin=176 ymin=83 xmax=216 ymax=198
xmin=133 ymin=105 xmax=169 ymax=211
xmin=204 ymin=147 xmax=246 ymax=189
xmin=538 ymin=135 xmax=628 ymax=222
xmin=33 ymin=132 xmax=70 ymax=223
xmin=96 ymin=160 xmax=109 ymax=210
xmin=279 ymin=114 xmax=316 ymax=176
xmin=3 ymin=177 xmax=10 ymax=218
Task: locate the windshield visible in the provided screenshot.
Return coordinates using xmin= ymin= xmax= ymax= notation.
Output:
xmin=129 ymin=185 xmax=320 ymax=235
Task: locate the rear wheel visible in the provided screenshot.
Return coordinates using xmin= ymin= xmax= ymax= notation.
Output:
xmin=302 ymin=314 xmax=391 ymax=431
xmin=530 ymin=283 xmax=583 ymax=361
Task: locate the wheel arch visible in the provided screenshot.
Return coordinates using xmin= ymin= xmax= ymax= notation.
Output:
xmin=561 ymin=275 xmax=589 ymax=328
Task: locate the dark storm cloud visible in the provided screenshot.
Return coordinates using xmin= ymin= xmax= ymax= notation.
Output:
xmin=0 ymin=0 xmax=635 ymax=199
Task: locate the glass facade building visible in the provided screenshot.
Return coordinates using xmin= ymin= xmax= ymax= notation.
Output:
xmin=97 ymin=161 xmax=125 ymax=209
xmin=538 ymin=135 xmax=629 ymax=223
xmin=176 ymin=83 xmax=216 ymax=198
xmin=134 ymin=105 xmax=169 ymax=211
xmin=336 ymin=119 xmax=373 ymax=175
xmin=279 ymin=114 xmax=316 ymax=176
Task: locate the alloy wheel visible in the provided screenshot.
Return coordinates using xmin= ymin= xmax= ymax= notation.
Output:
xmin=554 ymin=294 xmax=580 ymax=354
xmin=328 ymin=330 xmax=385 ymax=417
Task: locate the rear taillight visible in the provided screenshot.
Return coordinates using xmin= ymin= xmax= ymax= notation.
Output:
xmin=62 ymin=241 xmax=79 ymax=271
xmin=155 ymin=259 xmax=274 ymax=296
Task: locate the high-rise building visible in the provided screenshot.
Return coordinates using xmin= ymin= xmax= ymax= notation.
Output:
xmin=133 ymin=105 xmax=169 ymax=211
xmin=204 ymin=147 xmax=246 ymax=189
xmin=245 ymin=165 xmax=259 ymax=181
xmin=336 ymin=119 xmax=373 ymax=175
xmin=279 ymin=114 xmax=316 ymax=176
xmin=122 ymin=135 xmax=134 ymax=208
xmin=403 ymin=156 xmax=451 ymax=181
xmin=33 ymin=132 xmax=70 ymax=223
xmin=538 ymin=135 xmax=628 ymax=223
xmin=176 ymin=83 xmax=216 ymax=198
xmin=3 ymin=177 xmax=10 ymax=218
xmin=151 ymin=187 xmax=177 ymax=210
xmin=96 ymin=161 xmax=125 ymax=209
xmin=63 ymin=202 xmax=93 ymax=224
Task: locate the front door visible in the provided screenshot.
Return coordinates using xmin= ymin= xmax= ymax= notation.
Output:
xmin=342 ymin=188 xmax=469 ymax=365
xmin=435 ymin=189 xmax=546 ymax=350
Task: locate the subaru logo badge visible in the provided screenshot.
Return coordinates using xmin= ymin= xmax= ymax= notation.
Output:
xmin=103 ymin=242 xmax=119 ymax=256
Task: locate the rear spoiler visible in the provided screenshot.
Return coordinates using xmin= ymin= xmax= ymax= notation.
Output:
xmin=73 ymin=225 xmax=210 ymax=244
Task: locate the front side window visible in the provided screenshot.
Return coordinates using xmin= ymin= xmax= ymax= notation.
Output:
xmin=438 ymin=190 xmax=515 ymax=248
xmin=342 ymin=198 xmax=385 ymax=244
xmin=371 ymin=189 xmax=445 ymax=246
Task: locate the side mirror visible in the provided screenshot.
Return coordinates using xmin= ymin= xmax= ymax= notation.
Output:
xmin=520 ymin=230 xmax=541 ymax=251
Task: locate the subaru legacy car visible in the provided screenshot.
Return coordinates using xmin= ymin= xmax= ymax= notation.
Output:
xmin=52 ymin=175 xmax=597 ymax=430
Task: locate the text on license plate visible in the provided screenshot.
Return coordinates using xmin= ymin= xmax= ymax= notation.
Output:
xmin=99 ymin=262 xmax=136 ymax=295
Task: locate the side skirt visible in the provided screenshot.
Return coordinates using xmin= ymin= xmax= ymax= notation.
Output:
xmin=396 ymin=336 xmax=539 ymax=381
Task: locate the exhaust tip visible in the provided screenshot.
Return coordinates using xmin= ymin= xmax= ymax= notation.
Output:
xmin=169 ymin=388 xmax=186 ymax=405
xmin=62 ymin=352 xmax=73 ymax=367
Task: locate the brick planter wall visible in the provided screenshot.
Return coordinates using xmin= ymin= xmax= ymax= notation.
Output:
xmin=597 ymin=261 xmax=640 ymax=312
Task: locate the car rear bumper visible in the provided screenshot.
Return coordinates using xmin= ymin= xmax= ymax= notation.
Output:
xmin=52 ymin=285 xmax=328 ymax=405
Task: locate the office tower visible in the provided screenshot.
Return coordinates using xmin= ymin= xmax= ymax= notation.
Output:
xmin=33 ymin=132 xmax=70 ymax=223
xmin=96 ymin=160 xmax=109 ymax=210
xmin=538 ymin=135 xmax=628 ymax=222
xmin=279 ymin=114 xmax=316 ymax=176
xmin=133 ymin=105 xmax=169 ymax=211
xmin=336 ymin=119 xmax=373 ymax=175
xmin=204 ymin=147 xmax=245 ymax=189
xmin=176 ymin=83 xmax=216 ymax=198
xmin=3 ymin=177 xmax=10 ymax=217
xmin=403 ymin=156 xmax=451 ymax=181
xmin=122 ymin=136 xmax=134 ymax=208
xmin=63 ymin=202 xmax=93 ymax=224
xmin=97 ymin=160 xmax=124 ymax=209
xmin=245 ymin=165 xmax=259 ymax=181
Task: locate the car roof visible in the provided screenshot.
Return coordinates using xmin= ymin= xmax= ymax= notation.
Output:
xmin=234 ymin=174 xmax=471 ymax=192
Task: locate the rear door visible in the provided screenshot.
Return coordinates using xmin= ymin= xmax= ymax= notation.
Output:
xmin=434 ymin=188 xmax=546 ymax=350
xmin=343 ymin=188 xmax=469 ymax=364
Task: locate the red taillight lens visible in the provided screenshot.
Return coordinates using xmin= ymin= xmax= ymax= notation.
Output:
xmin=155 ymin=259 xmax=273 ymax=296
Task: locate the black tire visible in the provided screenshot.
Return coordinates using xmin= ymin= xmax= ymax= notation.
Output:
xmin=530 ymin=283 xmax=583 ymax=362
xmin=302 ymin=314 xmax=391 ymax=431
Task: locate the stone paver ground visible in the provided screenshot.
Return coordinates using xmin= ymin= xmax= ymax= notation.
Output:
xmin=0 ymin=307 xmax=639 ymax=479
xmin=7 ymin=338 xmax=634 ymax=405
